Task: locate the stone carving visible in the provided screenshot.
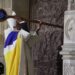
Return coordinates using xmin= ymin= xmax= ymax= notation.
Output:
xmin=64 ymin=11 xmax=75 ymax=43
xmin=65 ymin=18 xmax=75 ymax=41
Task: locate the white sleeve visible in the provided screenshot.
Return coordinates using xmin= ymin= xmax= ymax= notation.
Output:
xmin=26 ymin=31 xmax=39 ymax=49
xmin=18 ymin=29 xmax=30 ymax=41
xmin=19 ymin=29 xmax=39 ymax=47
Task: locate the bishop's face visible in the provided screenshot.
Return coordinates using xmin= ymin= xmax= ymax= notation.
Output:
xmin=7 ymin=18 xmax=17 ymax=30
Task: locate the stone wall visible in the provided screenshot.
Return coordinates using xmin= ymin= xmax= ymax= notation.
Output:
xmin=30 ymin=0 xmax=68 ymax=75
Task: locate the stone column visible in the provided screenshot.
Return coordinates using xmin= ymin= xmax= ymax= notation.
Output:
xmin=60 ymin=2 xmax=75 ymax=74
